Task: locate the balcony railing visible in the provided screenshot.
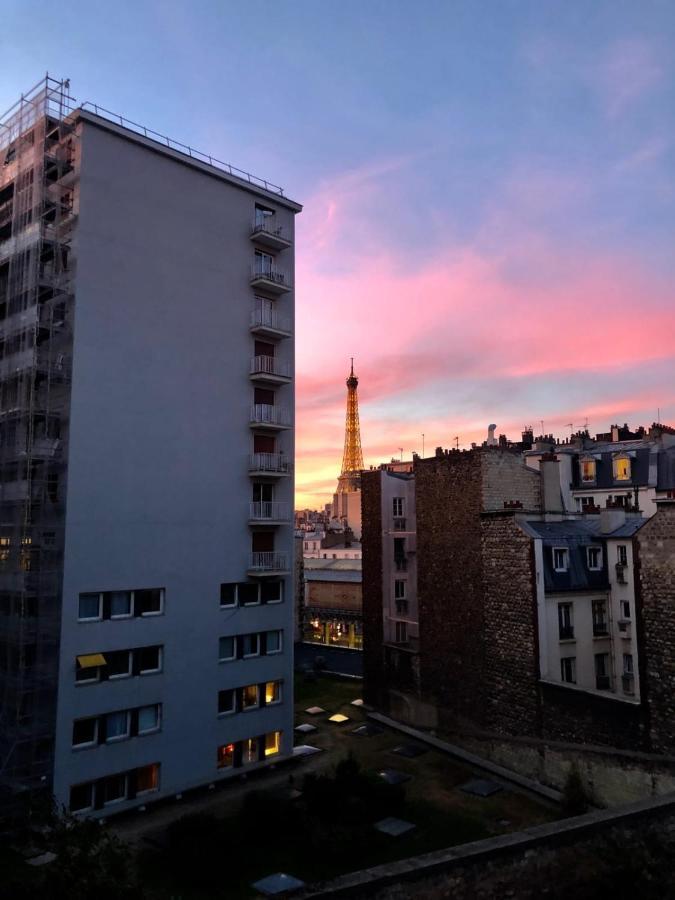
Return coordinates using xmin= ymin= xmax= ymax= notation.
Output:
xmin=250 ymin=265 xmax=292 ymax=292
xmin=248 ymin=452 xmax=291 ymax=474
xmin=249 ymin=501 xmax=290 ymax=522
xmin=250 ymin=404 xmax=291 ymax=428
xmin=558 ymin=626 xmax=575 ymax=641
xmin=593 ymin=622 xmax=609 ymax=637
xmin=250 ymin=220 xmax=291 ymax=250
xmin=250 ymin=303 xmax=292 ymax=335
xmin=250 ymin=355 xmax=292 ymax=380
xmin=394 ymin=557 xmax=408 ymax=572
xmin=248 ymin=551 xmax=289 ymax=572
xmin=393 ymin=517 xmax=406 ymax=531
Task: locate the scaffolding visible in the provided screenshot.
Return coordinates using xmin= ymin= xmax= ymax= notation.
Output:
xmin=0 ymin=76 xmax=78 ymax=797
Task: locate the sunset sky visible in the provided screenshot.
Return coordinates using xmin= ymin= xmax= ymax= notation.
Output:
xmin=4 ymin=2 xmax=675 ymax=507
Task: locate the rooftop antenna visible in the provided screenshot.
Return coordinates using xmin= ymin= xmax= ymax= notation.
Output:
xmin=454 ymin=436 xmax=459 ymax=450
xmin=422 ymin=433 xmax=425 ymax=457
xmin=540 ymin=420 xmax=544 ymax=435
xmin=398 ymin=447 xmax=403 ymax=462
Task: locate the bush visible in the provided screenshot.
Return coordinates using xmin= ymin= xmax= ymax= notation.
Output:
xmin=562 ymin=764 xmax=591 ymax=816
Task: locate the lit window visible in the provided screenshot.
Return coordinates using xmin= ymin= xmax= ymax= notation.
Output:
xmin=218 ymin=689 xmax=235 ymax=715
xmin=78 ymin=593 xmax=101 ymax=621
xmin=265 ymin=681 xmax=281 ymax=704
xmin=105 ymin=710 xmax=130 ymax=742
xmin=138 ymin=704 xmax=161 ymax=734
xmin=137 ymin=646 xmax=162 ymax=674
xmin=109 ymin=591 xmax=132 ymax=619
xmin=587 ymin=546 xmax=602 ymax=570
xmin=0 ymin=536 xmax=11 ymax=562
xmin=218 ymin=636 xmax=236 ymax=661
xmin=136 ymin=763 xmax=160 ymax=794
xmin=265 ymin=630 xmax=282 ymax=654
xmin=242 ymin=684 xmax=259 ymax=710
xmin=217 ymin=743 xmax=235 ymax=769
xmin=264 ymin=731 xmax=281 ymax=757
xmin=69 ymin=783 xmax=93 ymax=813
xmin=553 ymin=548 xmax=569 ymax=572
xmin=136 ymin=589 xmax=163 ymax=616
xmin=580 ymin=458 xmax=596 ymax=483
xmin=242 ymin=736 xmax=259 ymax=765
xmin=613 ymin=455 xmax=631 ymax=481
xmin=560 ymin=657 xmax=576 ymax=684
xmin=243 ymin=633 xmax=260 ymax=658
xmin=72 ymin=717 xmax=98 ymax=747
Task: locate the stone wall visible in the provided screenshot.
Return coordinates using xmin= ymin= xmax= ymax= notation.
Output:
xmin=636 ymin=502 xmax=675 ymax=754
xmin=361 ymin=470 xmax=384 ymax=707
xmin=481 ymin=451 xmax=542 ymax=512
xmin=305 ymin=579 xmax=362 ymax=613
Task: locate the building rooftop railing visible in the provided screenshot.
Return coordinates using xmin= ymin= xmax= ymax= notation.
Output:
xmin=80 ymin=102 xmax=285 ymax=196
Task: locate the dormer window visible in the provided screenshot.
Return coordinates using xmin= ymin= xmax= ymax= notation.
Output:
xmin=587 ymin=546 xmax=602 ymax=571
xmin=553 ymin=547 xmax=569 ymax=572
xmin=580 ymin=457 xmax=596 ymax=483
xmin=613 ymin=453 xmax=631 ymax=481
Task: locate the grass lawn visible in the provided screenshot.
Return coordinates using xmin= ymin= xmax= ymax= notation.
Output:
xmin=137 ymin=674 xmax=559 ymax=898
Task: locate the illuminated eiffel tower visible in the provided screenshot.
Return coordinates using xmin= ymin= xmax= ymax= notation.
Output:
xmin=336 ymin=358 xmax=364 ymax=495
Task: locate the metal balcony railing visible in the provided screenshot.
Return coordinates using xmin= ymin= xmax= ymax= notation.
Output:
xmin=593 ymin=622 xmax=609 ymax=637
xmin=250 ymin=356 xmax=292 ymax=379
xmin=249 ymin=501 xmax=290 ymax=521
xmin=249 ymin=551 xmax=289 ymax=572
xmin=248 ymin=453 xmax=291 ymax=474
xmin=251 ymin=220 xmax=290 ymax=242
xmin=250 ymin=404 xmax=291 ymax=427
xmin=250 ymin=303 xmax=291 ymax=334
xmin=558 ymin=626 xmax=575 ymax=641
xmin=250 ymin=265 xmax=291 ymax=288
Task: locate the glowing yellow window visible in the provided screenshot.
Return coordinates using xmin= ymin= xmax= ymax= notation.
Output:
xmin=264 ymin=731 xmax=281 ymax=757
xmin=581 ymin=459 xmax=596 ymax=482
xmin=613 ymin=456 xmax=631 ymax=481
xmin=265 ymin=681 xmax=281 ymax=704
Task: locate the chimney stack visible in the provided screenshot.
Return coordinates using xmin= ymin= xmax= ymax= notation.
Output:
xmin=540 ymin=453 xmax=563 ymax=514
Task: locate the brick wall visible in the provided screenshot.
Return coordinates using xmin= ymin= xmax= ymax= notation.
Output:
xmin=481 ymin=451 xmax=542 ymax=512
xmin=361 ymin=470 xmax=384 ymax=707
xmin=636 ymin=502 xmax=675 ymax=754
xmin=305 ymin=579 xmax=362 ymax=613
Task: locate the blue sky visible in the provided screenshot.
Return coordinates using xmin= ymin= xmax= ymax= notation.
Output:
xmin=3 ymin=1 xmax=674 ymax=503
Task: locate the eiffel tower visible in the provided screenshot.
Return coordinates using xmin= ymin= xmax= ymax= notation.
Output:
xmin=336 ymin=358 xmax=364 ymax=495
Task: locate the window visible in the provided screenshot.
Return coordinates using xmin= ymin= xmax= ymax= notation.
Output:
xmin=107 ymin=650 xmax=131 ymax=680
xmin=265 ymin=681 xmax=281 ymax=705
xmin=217 ymin=743 xmax=235 ymax=769
xmin=595 ymin=653 xmax=610 ymax=689
xmin=580 ymin=496 xmax=596 ymax=510
xmin=592 ymin=600 xmax=608 ymax=636
xmin=580 ymin=458 xmax=596 ymax=483
xmin=105 ymin=710 xmax=130 ymax=742
xmin=72 ymin=717 xmax=97 ymax=747
xmin=394 ymin=537 xmax=407 ymax=571
xmin=587 ymin=546 xmax=602 ymax=571
xmin=553 ymin=547 xmax=569 ymax=572
xmin=623 ymin=653 xmax=634 ymax=675
xmin=137 ymin=646 xmax=162 ymax=674
xmin=560 ymin=657 xmax=576 ymax=684
xmin=613 ymin=455 xmax=631 ymax=481
xmin=75 ymin=654 xmax=103 ymax=684
xmin=102 ymin=773 xmax=127 ymax=805
xmin=394 ymin=579 xmax=406 ymax=600
xmin=219 ymin=636 xmax=236 ymax=662
xmin=393 ymin=497 xmax=404 ymax=517
xmin=621 ymin=599 xmax=631 ymax=619
xmin=254 ymin=250 xmax=274 ymax=276
xmin=136 ymin=589 xmax=163 ymax=616
xmin=136 ymin=763 xmax=160 ymax=794
xmin=242 ymin=737 xmax=259 ymax=765
xmin=261 ymin=581 xmax=282 ymax=604
xmin=138 ymin=704 xmax=161 ymax=734
xmin=255 ymin=204 xmax=274 ymax=228
xmin=242 ymin=684 xmax=259 ymax=710
xmin=264 ymin=731 xmax=281 ymax=757
xmin=220 ymin=583 xmax=237 ymax=608
xmin=265 ymin=630 xmax=281 ymax=654
xmin=218 ymin=689 xmax=235 ymax=716
xmin=78 ymin=593 xmax=101 ymax=621
xmin=395 ymin=620 xmax=408 ymax=643
xmin=238 ymin=583 xmax=259 ymax=607
xmin=109 ymin=591 xmax=132 ymax=619
xmin=243 ymin=633 xmax=261 ymax=657
xmin=558 ymin=603 xmax=574 ymax=640
xmin=617 ymin=545 xmax=628 ymax=566
xmin=69 ymin=783 xmax=93 ymax=813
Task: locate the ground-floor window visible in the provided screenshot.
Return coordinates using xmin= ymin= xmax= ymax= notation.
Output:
xmin=303 ymin=614 xmax=362 ymax=650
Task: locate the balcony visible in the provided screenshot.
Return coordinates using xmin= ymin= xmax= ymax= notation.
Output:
xmin=593 ymin=622 xmax=609 ymax=638
xmin=248 ymin=452 xmax=291 ymax=477
xmin=250 ymin=404 xmax=292 ymax=430
xmin=250 ymin=303 xmax=292 ymax=339
xmin=249 ymin=501 xmax=290 ymax=524
xmin=250 ymin=265 xmax=292 ymax=295
xmin=250 ymin=220 xmax=292 ymax=252
xmin=558 ymin=626 xmax=575 ymax=641
xmin=618 ymin=619 xmax=632 ymax=639
xmin=248 ymin=551 xmax=290 ymax=576
xmin=249 ymin=355 xmax=292 ymax=385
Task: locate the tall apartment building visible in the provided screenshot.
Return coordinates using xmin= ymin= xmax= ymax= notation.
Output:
xmin=0 ymin=77 xmax=300 ymax=814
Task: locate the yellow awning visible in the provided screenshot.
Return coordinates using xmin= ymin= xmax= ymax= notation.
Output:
xmin=76 ymin=653 xmax=106 ymax=669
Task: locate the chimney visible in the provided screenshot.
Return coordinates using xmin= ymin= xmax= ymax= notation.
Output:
xmin=487 ymin=424 xmax=497 ymax=447
xmin=600 ymin=507 xmax=626 ymax=534
xmin=540 ymin=453 xmax=563 ymax=514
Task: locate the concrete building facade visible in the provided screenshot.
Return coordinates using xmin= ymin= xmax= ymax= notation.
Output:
xmin=0 ymin=78 xmax=300 ymax=814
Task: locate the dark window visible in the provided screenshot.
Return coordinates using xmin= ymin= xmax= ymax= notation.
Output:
xmin=617 ymin=545 xmax=628 ymax=566
xmin=220 ymin=583 xmax=237 ymax=607
xmin=254 ymin=340 xmax=275 ymax=357
xmin=261 ymin=581 xmax=282 ymax=603
xmin=558 ymin=603 xmax=574 ymax=640
xmin=136 ymin=589 xmax=163 ymax=615
xmin=78 ymin=593 xmax=101 ymax=621
xmin=107 ymin=650 xmax=131 ymax=678
xmin=254 ymin=434 xmax=275 ymax=453
xmin=72 ymin=717 xmax=97 ymax=746
xmin=242 ymin=633 xmax=260 ymax=657
xmin=254 ymin=387 xmax=275 ymax=405
xmin=218 ymin=636 xmax=235 ymax=661
xmin=592 ymin=601 xmax=608 ymax=636
xmin=218 ymin=689 xmax=235 ymax=715
xmin=136 ymin=646 xmax=161 ymax=674
xmin=101 ymin=773 xmax=127 ymax=805
xmin=69 ymin=783 xmax=93 ymax=812
xmin=252 ymin=532 xmax=274 ymax=552
xmin=560 ymin=657 xmax=576 ymax=683
xmin=238 ymin=583 xmax=259 ymax=606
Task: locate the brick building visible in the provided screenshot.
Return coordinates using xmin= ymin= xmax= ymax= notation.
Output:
xmin=362 ymin=446 xmax=675 ymax=756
